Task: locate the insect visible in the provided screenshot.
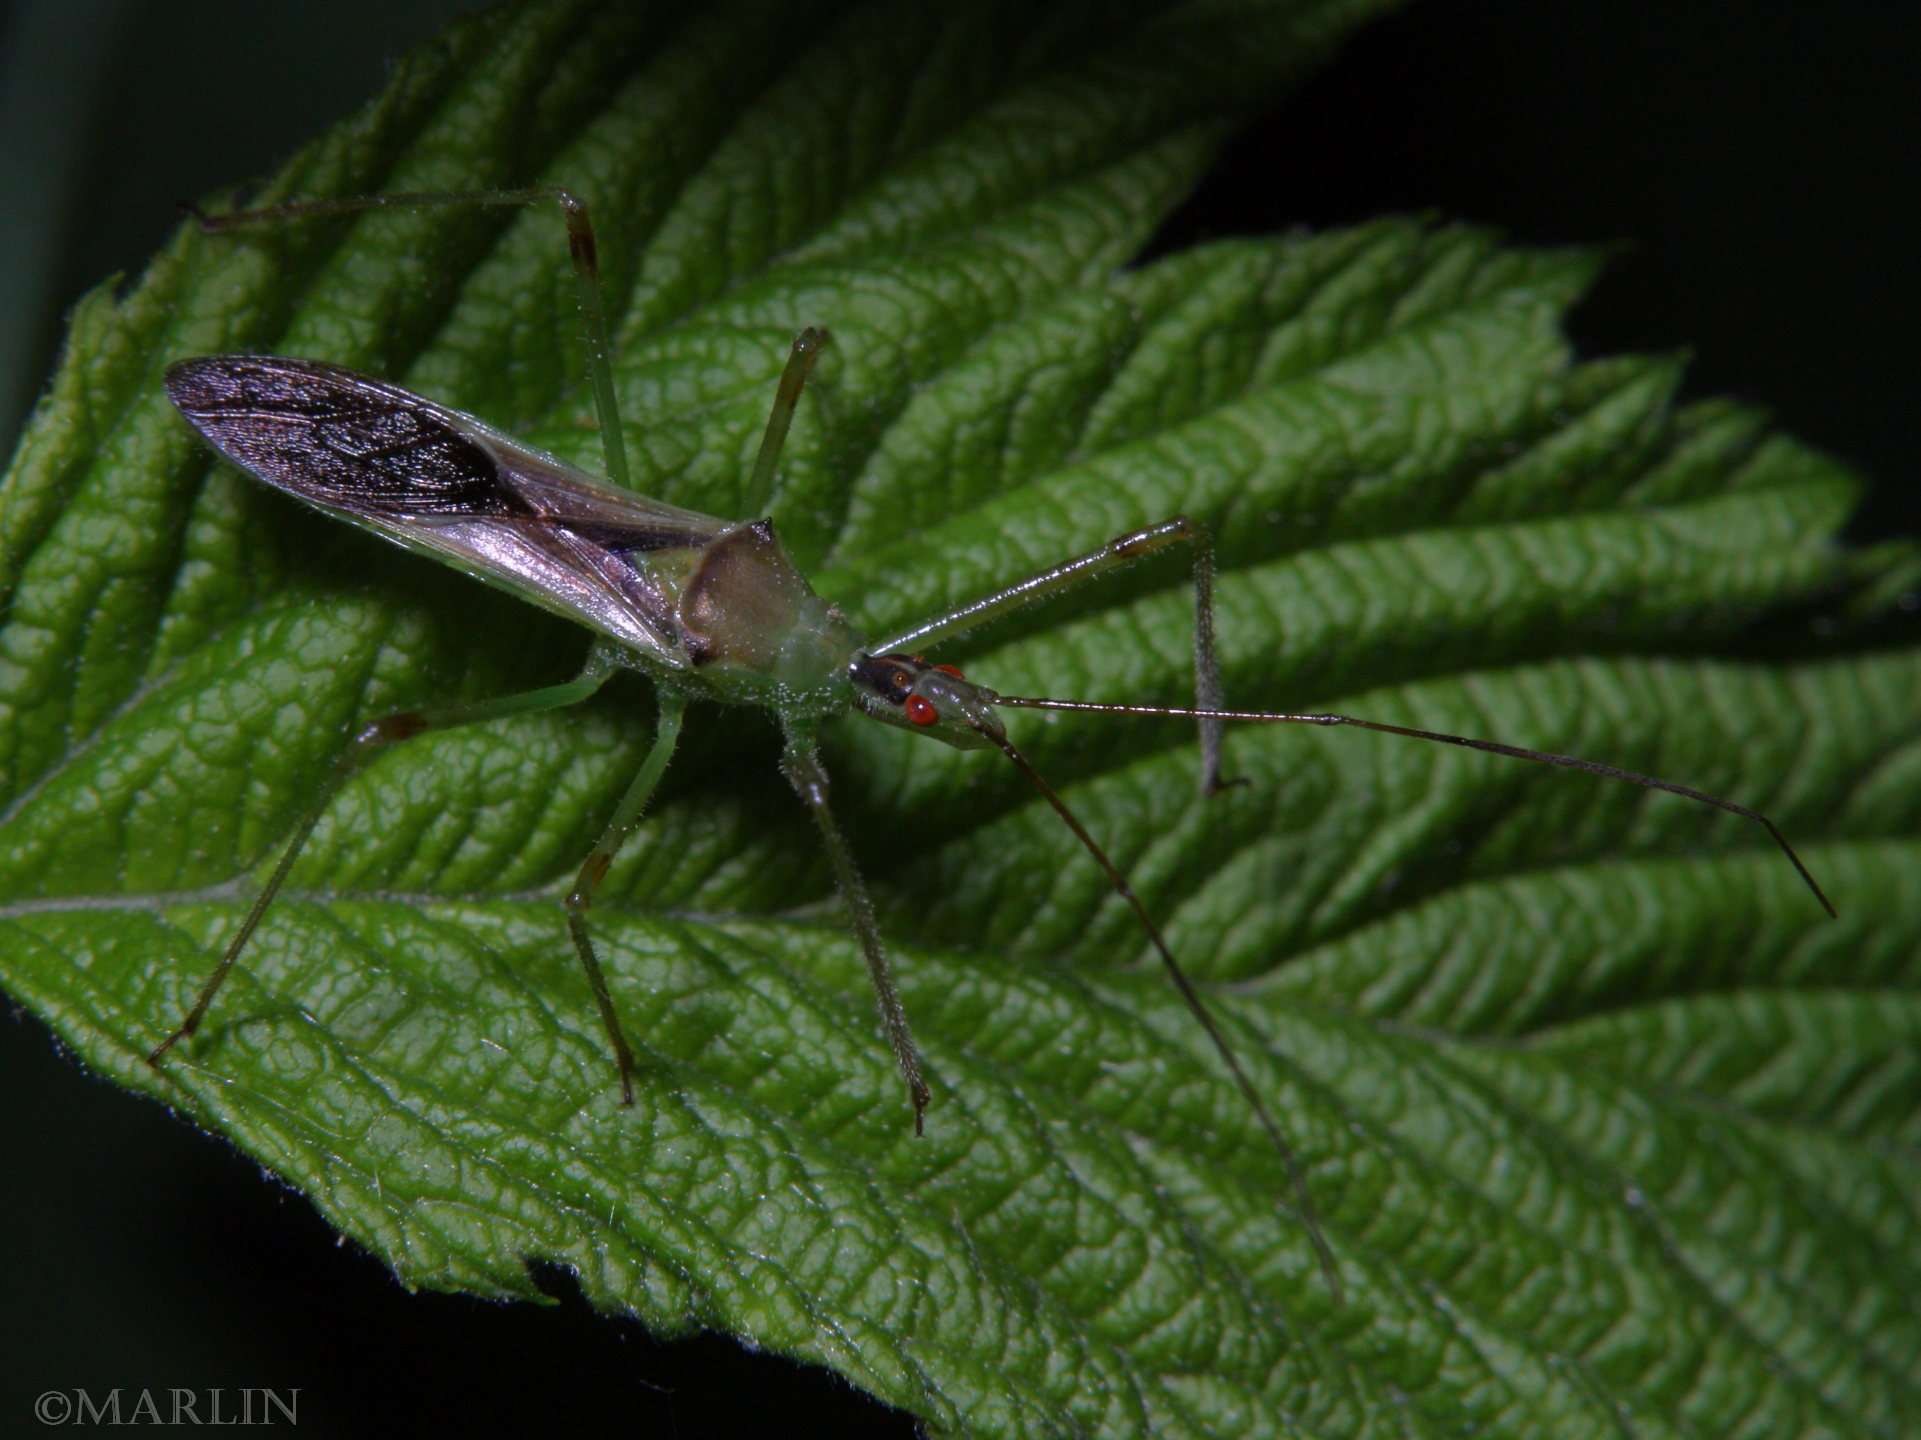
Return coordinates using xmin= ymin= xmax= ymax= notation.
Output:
xmin=147 ymin=188 xmax=1835 ymax=1304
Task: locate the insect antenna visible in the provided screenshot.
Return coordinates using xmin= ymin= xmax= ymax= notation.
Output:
xmin=976 ymin=725 xmax=1345 ymax=1305
xmin=990 ymin=696 xmax=1836 ymax=918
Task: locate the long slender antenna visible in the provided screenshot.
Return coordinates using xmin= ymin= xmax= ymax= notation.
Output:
xmin=991 ymin=696 xmax=1835 ymax=918
xmin=981 ymin=727 xmax=1344 ymax=1305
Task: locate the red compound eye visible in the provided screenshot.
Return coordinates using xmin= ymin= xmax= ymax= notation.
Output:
xmin=905 ymin=694 xmax=938 ymax=726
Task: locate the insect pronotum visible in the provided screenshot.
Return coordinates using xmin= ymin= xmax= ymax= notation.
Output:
xmin=147 ymin=187 xmax=1835 ymax=1304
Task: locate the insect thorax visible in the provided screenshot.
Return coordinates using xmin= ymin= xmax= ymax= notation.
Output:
xmin=673 ymin=519 xmax=859 ymax=710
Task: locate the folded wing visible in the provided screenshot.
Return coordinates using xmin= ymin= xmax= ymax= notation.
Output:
xmin=166 ymin=355 xmax=730 ymax=663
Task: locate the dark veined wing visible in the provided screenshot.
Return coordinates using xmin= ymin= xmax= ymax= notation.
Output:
xmin=166 ymin=356 xmax=729 ymax=662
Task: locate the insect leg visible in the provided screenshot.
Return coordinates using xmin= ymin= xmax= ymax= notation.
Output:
xmin=149 ymin=644 xmax=622 ymax=1069
xmin=1186 ymin=522 xmax=1231 ymax=797
xmin=562 ymin=692 xmax=687 ymax=1107
xmin=191 ymin=186 xmax=629 ymax=488
xmin=779 ymin=721 xmax=930 ymax=1133
xmin=740 ymin=328 xmax=826 ymax=519
xmin=870 ymin=517 xmax=1196 ymax=656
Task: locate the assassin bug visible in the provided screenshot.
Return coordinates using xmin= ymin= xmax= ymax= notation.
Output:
xmin=147 ymin=188 xmax=1835 ymax=1303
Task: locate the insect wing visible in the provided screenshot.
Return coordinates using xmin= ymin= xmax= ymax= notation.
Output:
xmin=166 ymin=356 xmax=726 ymax=661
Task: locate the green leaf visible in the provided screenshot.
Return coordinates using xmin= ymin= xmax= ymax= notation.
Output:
xmin=3 ymin=1 xmax=1918 ymax=1436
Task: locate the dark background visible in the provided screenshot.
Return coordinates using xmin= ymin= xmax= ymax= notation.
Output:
xmin=2 ymin=2 xmax=1914 ymax=1435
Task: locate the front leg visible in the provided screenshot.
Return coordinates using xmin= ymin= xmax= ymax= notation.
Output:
xmin=870 ymin=514 xmax=1236 ymax=794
